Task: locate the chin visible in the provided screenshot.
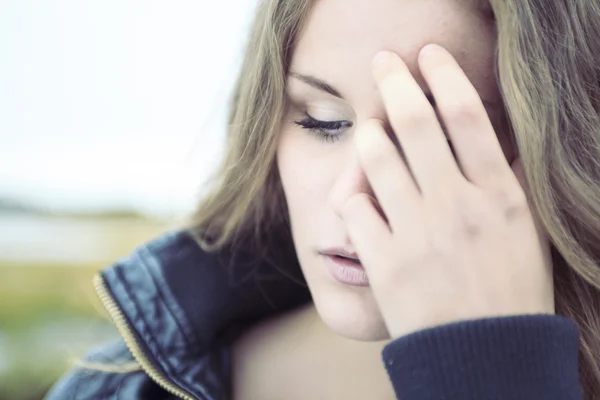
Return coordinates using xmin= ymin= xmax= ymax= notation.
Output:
xmin=294 ymin=246 xmax=392 ymax=341
xmin=309 ymin=281 xmax=391 ymax=342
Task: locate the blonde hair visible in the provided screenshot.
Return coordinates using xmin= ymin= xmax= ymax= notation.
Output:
xmin=186 ymin=0 xmax=600 ymax=396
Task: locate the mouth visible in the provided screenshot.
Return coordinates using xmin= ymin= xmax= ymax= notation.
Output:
xmin=329 ymin=254 xmax=362 ymax=266
xmin=319 ymin=246 xmax=360 ymax=261
xmin=321 ymin=253 xmax=369 ymax=287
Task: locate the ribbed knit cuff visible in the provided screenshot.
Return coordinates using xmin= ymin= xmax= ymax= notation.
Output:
xmin=381 ymin=314 xmax=583 ymax=400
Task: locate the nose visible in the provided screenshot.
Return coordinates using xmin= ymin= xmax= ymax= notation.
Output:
xmin=329 ymin=143 xmax=386 ymax=223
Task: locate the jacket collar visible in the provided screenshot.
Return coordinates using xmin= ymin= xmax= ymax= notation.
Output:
xmin=96 ymin=229 xmax=311 ymax=400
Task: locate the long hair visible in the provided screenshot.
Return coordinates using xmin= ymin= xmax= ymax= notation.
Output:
xmin=186 ymin=0 xmax=600 ymax=396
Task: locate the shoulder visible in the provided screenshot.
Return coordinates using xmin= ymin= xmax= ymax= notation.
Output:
xmin=44 ymin=339 xmax=173 ymax=400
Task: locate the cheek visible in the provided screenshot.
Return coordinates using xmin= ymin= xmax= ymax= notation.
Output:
xmin=278 ymin=130 xmax=321 ymax=203
xmin=276 ymin=128 xmax=338 ymax=223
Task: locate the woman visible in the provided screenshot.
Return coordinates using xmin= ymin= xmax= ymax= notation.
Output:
xmin=46 ymin=0 xmax=600 ymax=398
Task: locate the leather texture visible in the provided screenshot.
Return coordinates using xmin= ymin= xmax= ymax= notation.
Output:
xmin=44 ymin=229 xmax=312 ymax=400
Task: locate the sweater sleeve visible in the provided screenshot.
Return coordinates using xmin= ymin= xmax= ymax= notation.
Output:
xmin=381 ymin=314 xmax=583 ymax=400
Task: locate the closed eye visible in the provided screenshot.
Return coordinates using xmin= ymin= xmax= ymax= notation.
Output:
xmin=293 ymin=113 xmax=353 ymax=143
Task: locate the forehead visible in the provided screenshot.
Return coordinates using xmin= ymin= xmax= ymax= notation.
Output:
xmin=289 ymin=0 xmax=499 ymax=108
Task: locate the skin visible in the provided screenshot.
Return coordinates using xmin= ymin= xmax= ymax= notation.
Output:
xmin=342 ymin=46 xmax=553 ymax=341
xmin=277 ymin=0 xmax=554 ymax=339
xmin=233 ymin=0 xmax=554 ymax=397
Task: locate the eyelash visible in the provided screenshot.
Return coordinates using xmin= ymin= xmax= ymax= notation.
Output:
xmin=293 ymin=113 xmax=353 ymax=143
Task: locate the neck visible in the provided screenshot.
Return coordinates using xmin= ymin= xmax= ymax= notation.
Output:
xmin=232 ymin=301 xmax=396 ymax=399
xmin=291 ymin=302 xmax=391 ymax=357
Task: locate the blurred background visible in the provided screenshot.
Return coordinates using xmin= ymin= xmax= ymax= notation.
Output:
xmin=0 ymin=1 xmax=258 ymax=398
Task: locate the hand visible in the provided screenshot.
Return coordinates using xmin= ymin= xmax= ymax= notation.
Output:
xmin=340 ymin=44 xmax=555 ymax=340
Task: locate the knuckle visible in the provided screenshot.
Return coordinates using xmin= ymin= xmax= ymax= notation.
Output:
xmin=387 ymin=99 xmax=433 ymax=133
xmin=494 ymin=187 xmax=529 ymax=220
xmin=446 ymin=193 xmax=485 ymax=238
xmin=455 ymin=209 xmax=484 ymax=238
xmin=442 ymin=99 xmax=480 ymax=126
xmin=401 ymin=107 xmax=435 ymax=131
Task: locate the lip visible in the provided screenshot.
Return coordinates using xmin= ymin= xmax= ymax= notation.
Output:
xmin=321 ymin=254 xmax=369 ymax=287
xmin=318 ymin=247 xmax=359 ymax=261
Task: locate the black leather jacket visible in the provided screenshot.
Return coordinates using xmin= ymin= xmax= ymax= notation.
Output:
xmin=45 ymin=229 xmax=311 ymax=400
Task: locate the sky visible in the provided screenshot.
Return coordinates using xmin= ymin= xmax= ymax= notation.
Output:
xmin=0 ymin=0 xmax=259 ymax=219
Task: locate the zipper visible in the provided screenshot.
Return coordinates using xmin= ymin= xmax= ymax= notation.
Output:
xmin=93 ymin=272 xmax=200 ymax=400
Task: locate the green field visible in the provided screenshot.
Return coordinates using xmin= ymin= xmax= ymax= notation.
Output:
xmin=0 ymin=215 xmax=172 ymax=399
xmin=0 ymin=263 xmax=114 ymax=400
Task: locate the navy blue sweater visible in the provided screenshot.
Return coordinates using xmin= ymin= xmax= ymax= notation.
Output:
xmin=382 ymin=314 xmax=583 ymax=399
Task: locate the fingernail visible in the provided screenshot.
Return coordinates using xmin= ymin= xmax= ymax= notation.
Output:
xmin=372 ymin=51 xmax=395 ymax=77
xmin=419 ymin=44 xmax=443 ymax=61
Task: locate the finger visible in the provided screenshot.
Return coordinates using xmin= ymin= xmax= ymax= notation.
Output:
xmin=341 ymin=193 xmax=394 ymax=280
xmin=354 ymin=118 xmax=423 ymax=235
xmin=510 ymin=156 xmax=530 ymax=198
xmin=371 ymin=50 xmax=463 ymax=197
xmin=418 ymin=44 xmax=518 ymax=189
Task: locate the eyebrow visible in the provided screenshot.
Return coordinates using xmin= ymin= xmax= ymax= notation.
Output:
xmin=288 ymin=72 xmax=498 ymax=110
xmin=289 ymin=72 xmax=343 ymax=99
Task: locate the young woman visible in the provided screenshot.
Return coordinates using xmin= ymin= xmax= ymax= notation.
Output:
xmin=46 ymin=0 xmax=600 ymax=399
